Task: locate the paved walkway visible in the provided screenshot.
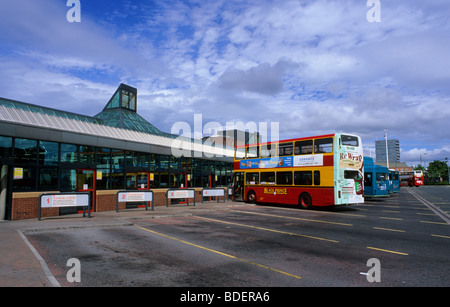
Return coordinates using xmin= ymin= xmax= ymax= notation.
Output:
xmin=0 ymin=201 xmax=251 ymax=287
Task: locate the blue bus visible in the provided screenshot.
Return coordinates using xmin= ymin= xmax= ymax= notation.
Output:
xmin=389 ymin=169 xmax=400 ymax=194
xmin=363 ymin=157 xmax=389 ymax=198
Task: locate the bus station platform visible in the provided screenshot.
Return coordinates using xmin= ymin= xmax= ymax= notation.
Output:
xmin=0 ymin=200 xmax=251 ymax=287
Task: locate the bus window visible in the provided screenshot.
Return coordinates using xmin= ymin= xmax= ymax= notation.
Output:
xmin=341 ymin=135 xmax=359 ymax=147
xmin=261 ymin=143 xmax=276 ymax=158
xmin=344 ymin=170 xmax=362 ymax=180
xmin=260 ymin=172 xmax=275 ymax=185
xmin=276 ymin=171 xmax=292 ymax=185
xmin=235 ymin=147 xmax=245 ymax=159
xmin=294 ymin=140 xmax=313 ymax=155
xmin=314 ymin=138 xmax=333 ymax=153
xmin=246 ymin=172 xmax=259 ymax=185
xmin=376 ymin=173 xmax=387 ymax=181
xmin=278 ymin=142 xmax=293 ymax=156
xmin=314 ymin=171 xmax=320 ymax=185
xmin=294 ymin=171 xmax=312 ymax=185
xmin=246 ymin=146 xmax=259 ymax=158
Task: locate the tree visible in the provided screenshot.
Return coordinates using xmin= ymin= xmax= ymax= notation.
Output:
xmin=415 ymin=164 xmax=426 ymax=171
xmin=427 ymin=160 xmax=449 ymax=182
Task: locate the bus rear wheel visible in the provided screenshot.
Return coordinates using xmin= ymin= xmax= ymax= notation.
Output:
xmin=299 ymin=193 xmax=312 ymax=209
xmin=247 ymin=191 xmax=257 ymax=204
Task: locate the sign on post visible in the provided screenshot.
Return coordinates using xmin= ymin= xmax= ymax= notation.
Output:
xmin=202 ymin=188 xmax=226 ymax=203
xmin=39 ymin=192 xmax=91 ymax=221
xmin=116 ymin=190 xmax=154 ymax=212
xmin=166 ymin=189 xmax=196 ymax=207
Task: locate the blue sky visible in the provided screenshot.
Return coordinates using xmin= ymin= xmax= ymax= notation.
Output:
xmin=0 ymin=0 xmax=449 ymax=166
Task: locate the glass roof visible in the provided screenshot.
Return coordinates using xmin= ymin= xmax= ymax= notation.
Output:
xmin=95 ymin=108 xmax=175 ymax=138
xmin=94 ymin=83 xmax=177 ymax=138
xmin=103 ymin=83 xmax=137 ymax=112
xmin=0 ymin=84 xmax=201 ymax=142
xmin=0 ymin=97 xmax=102 ymax=124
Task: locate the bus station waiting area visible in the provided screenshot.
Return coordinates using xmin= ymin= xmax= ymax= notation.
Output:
xmin=0 ymin=84 xmax=234 ymax=221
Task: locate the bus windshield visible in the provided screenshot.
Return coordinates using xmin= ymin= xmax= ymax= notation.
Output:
xmin=341 ymin=135 xmax=359 ymax=147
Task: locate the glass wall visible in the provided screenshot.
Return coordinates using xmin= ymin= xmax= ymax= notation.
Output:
xmin=1 ymin=135 xmax=233 ymax=192
xmin=0 ymin=136 xmax=12 ymax=159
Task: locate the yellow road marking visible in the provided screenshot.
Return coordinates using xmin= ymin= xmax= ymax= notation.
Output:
xmin=264 ymin=206 xmax=366 ymax=218
xmin=231 ymin=210 xmax=353 ymax=227
xmin=135 ymin=226 xmax=302 ymax=280
xmin=379 ymin=217 xmax=403 ymax=221
xmin=431 ymin=234 xmax=450 ymax=239
xmin=373 ymin=227 xmax=405 ymax=233
xmin=195 ymin=216 xmax=339 ymax=243
xmin=420 ymin=220 xmax=449 ymax=226
xmin=367 ymin=247 xmax=408 ymax=256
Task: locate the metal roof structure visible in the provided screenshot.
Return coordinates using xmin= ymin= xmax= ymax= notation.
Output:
xmin=0 ymin=85 xmax=234 ymax=161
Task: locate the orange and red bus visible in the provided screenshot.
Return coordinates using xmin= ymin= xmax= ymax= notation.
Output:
xmin=232 ymin=133 xmax=364 ymax=208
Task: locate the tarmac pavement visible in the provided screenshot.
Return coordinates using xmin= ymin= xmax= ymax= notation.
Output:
xmin=0 ymin=200 xmax=250 ymax=287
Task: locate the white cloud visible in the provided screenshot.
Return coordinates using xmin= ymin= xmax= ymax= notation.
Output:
xmin=0 ymin=0 xmax=449 ymax=163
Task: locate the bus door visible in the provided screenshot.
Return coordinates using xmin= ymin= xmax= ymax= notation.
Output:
xmin=233 ymin=172 xmax=244 ymax=201
xmin=78 ymin=169 xmax=95 ymax=212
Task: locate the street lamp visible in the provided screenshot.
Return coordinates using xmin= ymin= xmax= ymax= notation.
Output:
xmin=384 ymin=130 xmax=389 ymax=169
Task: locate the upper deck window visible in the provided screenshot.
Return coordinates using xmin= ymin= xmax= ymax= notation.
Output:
xmin=278 ymin=142 xmax=293 ymax=156
xmin=235 ymin=147 xmax=245 ymax=159
xmin=260 ymin=143 xmax=276 ymax=158
xmin=246 ymin=146 xmax=259 ymax=158
xmin=314 ymin=138 xmax=333 ymax=153
xmin=294 ymin=140 xmax=313 ymax=155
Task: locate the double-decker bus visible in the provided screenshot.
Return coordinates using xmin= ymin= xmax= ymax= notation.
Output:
xmin=232 ymin=133 xmax=364 ymax=209
xmin=413 ymin=170 xmax=424 ymax=186
xmin=400 ymin=170 xmax=424 ymax=187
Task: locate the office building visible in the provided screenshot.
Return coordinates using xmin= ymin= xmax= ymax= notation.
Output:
xmin=375 ymin=139 xmax=400 ymax=164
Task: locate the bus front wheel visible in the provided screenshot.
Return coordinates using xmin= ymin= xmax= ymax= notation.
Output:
xmin=299 ymin=193 xmax=312 ymax=209
xmin=247 ymin=191 xmax=257 ymax=204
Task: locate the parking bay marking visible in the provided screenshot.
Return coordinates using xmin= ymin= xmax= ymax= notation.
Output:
xmin=194 ymin=216 xmax=339 ymax=243
xmin=367 ymin=247 xmax=409 ymax=256
xmin=230 ymin=210 xmax=412 ymax=256
xmin=135 ymin=226 xmax=302 ymax=280
xmin=231 ymin=210 xmax=353 ymax=227
xmin=373 ymin=227 xmax=405 ymax=233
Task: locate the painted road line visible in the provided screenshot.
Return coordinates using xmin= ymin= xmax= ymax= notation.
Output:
xmin=373 ymin=227 xmax=405 ymax=233
xmin=431 ymin=234 xmax=450 ymax=239
xmin=367 ymin=247 xmax=408 ymax=256
xmin=420 ymin=220 xmax=449 ymax=226
xmin=231 ymin=210 xmax=353 ymax=227
xmin=17 ymin=230 xmax=61 ymax=287
xmin=416 ymin=212 xmax=437 ymax=216
xmin=194 ymin=216 xmax=339 ymax=243
xmin=407 ymin=188 xmax=450 ymax=224
xmin=262 ymin=206 xmax=366 ymax=218
xmin=135 ymin=226 xmax=302 ymax=280
xmin=379 ymin=217 xmax=403 ymax=221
